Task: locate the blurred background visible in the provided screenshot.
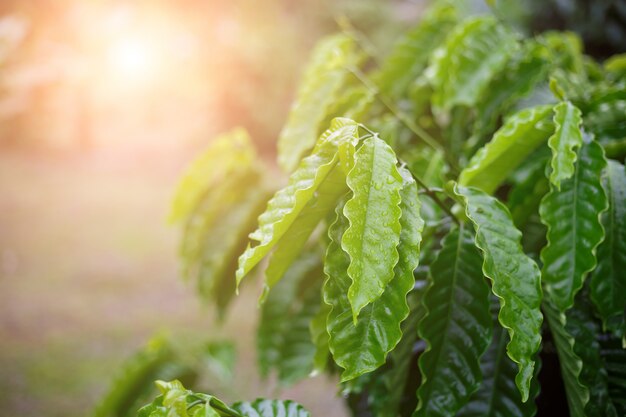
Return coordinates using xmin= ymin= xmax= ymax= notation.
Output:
xmin=1 ymin=0 xmax=624 ymax=416
xmin=0 ymin=1 xmax=411 ymax=416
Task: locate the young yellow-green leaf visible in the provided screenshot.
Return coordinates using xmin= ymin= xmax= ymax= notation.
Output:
xmin=452 ymin=184 xmax=543 ymax=402
xmin=374 ymin=3 xmax=457 ymax=99
xmin=179 ymin=170 xmax=257 ymax=283
xmin=277 ymin=34 xmax=361 ymax=172
xmin=325 ymin=170 xmax=422 ymax=381
xmin=232 ymin=399 xmax=310 ymax=417
xmin=142 ymin=380 xmax=240 ymax=417
xmin=590 ymin=160 xmax=626 ymax=329
xmin=263 ymin=158 xmax=349 ymax=300
xmin=540 ymin=140 xmax=608 ymax=312
xmin=170 ymin=128 xmax=255 ymax=224
xmin=236 ymin=118 xmax=359 ymax=287
xmin=543 ymin=299 xmax=589 ymax=417
xmin=342 ymin=135 xmax=403 ymax=321
xmin=457 ymin=304 xmax=540 ymax=417
xmin=459 ymin=105 xmax=553 ymax=194
xmin=194 ymin=184 xmax=270 ymax=312
xmin=547 ymin=101 xmax=584 ymax=189
xmin=415 ymin=224 xmax=492 ymax=417
xmin=428 ymin=16 xmax=517 ymax=119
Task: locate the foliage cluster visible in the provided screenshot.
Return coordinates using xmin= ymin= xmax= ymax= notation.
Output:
xmin=101 ymin=1 xmax=626 ymax=416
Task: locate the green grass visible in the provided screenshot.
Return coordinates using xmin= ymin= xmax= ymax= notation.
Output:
xmin=0 ymin=148 xmax=345 ymax=417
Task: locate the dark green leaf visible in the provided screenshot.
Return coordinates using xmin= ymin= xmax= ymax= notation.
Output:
xmin=453 ymin=184 xmax=543 ymax=401
xmin=540 ymin=139 xmax=608 ymax=312
xmin=543 ymin=299 xmax=589 ymax=417
xmin=457 ymin=302 xmax=540 ymax=417
xmin=590 ymin=160 xmax=626 ymax=330
xmin=415 ymin=224 xmax=492 ymax=417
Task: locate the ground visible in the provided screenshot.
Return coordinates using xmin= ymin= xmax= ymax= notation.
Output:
xmin=0 ymin=147 xmax=345 ymax=417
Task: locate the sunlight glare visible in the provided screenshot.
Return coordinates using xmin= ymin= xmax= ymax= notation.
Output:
xmin=106 ymin=36 xmax=158 ymax=85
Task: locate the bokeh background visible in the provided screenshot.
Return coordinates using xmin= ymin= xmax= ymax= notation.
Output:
xmin=1 ymin=0 xmax=625 ymax=416
xmin=0 ymin=1 xmax=410 ymax=416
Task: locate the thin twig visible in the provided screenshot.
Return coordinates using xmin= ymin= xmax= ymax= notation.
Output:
xmin=335 ymin=15 xmax=382 ymax=66
xmin=411 ymin=173 xmax=459 ymax=224
xmin=348 ymin=65 xmax=462 ymax=175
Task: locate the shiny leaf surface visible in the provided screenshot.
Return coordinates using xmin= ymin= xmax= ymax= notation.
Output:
xmin=325 ymin=170 xmax=422 ymax=381
xmin=547 ymin=101 xmax=584 ymax=189
xmin=343 ymin=135 xmax=403 ymax=320
xmin=590 ymin=160 xmax=626 ymax=329
xmin=540 ymin=140 xmax=608 ymax=311
xmin=415 ymin=224 xmax=492 ymax=417
xmin=236 ymin=118 xmax=359 ymax=287
xmin=453 ymin=184 xmax=543 ymax=401
xmin=459 ymin=105 xmax=553 ymax=194
xmin=428 ymin=16 xmax=517 ymax=118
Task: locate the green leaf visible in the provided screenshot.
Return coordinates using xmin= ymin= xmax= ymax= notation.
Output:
xmin=170 ymin=128 xmax=256 ymax=224
xmin=258 ymin=252 xmax=323 ymax=385
xmin=457 ymin=303 xmax=540 ymax=417
xmin=147 ymin=380 xmax=241 ymax=417
xmin=543 ymin=299 xmax=589 ymax=417
xmin=277 ymin=34 xmax=361 ymax=172
xmin=374 ymin=3 xmax=457 ymax=99
xmin=459 ymin=105 xmax=553 ymax=194
xmin=507 ymin=148 xmax=550 ymax=229
xmin=262 ymin=160 xmax=349 ymax=300
xmin=547 ymin=101 xmax=584 ymax=189
xmin=428 ymin=16 xmax=517 ymax=119
xmin=591 ymin=160 xmax=626 ymax=330
xmin=539 ymin=140 xmax=608 ymax=312
xmin=232 ymin=399 xmax=310 ymax=417
xmin=325 ymin=169 xmax=422 ymax=381
xmin=414 ymin=224 xmax=492 ymax=417
xmin=472 ymin=40 xmax=549 ymax=142
xmin=370 ymin=293 xmax=425 ymax=417
xmin=205 ymin=341 xmax=236 ymax=383
xmin=194 ymin=185 xmax=271 ymax=313
xmin=452 ymin=184 xmax=543 ymax=402
xmin=309 ymin=300 xmax=331 ymax=374
xmin=236 ymin=118 xmax=359 ymax=287
xmin=257 ymin=253 xmax=318 ymax=377
xmin=601 ymin=332 xmax=626 ymax=414
xmin=566 ymin=296 xmax=618 ymax=417
xmin=343 ymin=135 xmax=403 ymax=320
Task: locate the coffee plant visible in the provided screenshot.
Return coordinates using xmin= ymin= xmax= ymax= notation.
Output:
xmin=102 ymin=1 xmax=626 ymax=416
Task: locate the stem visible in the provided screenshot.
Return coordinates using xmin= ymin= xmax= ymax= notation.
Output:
xmin=335 ymin=15 xmax=382 ymax=66
xmin=411 ymin=173 xmax=459 ymax=224
xmin=347 ymin=66 xmax=461 ymax=174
